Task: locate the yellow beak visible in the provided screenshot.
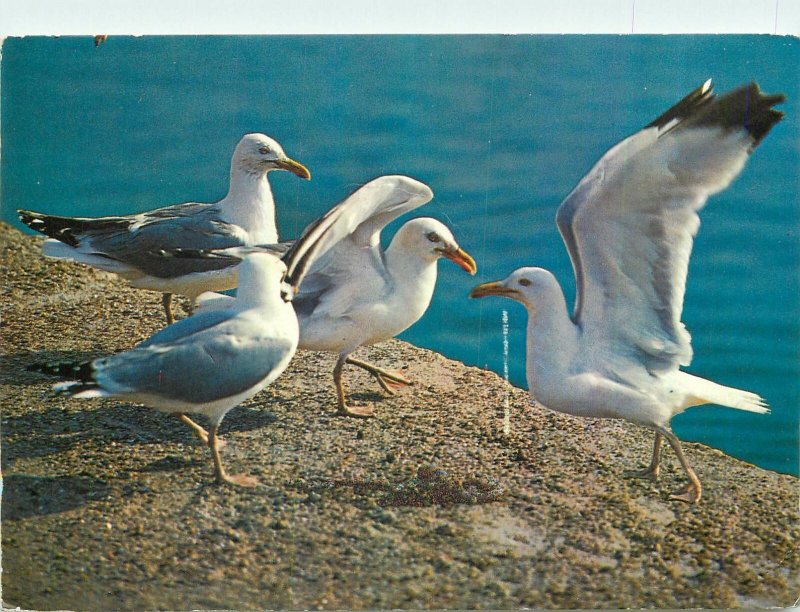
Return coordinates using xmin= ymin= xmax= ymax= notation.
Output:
xmin=276 ymin=157 xmax=311 ymax=180
xmin=441 ymin=247 xmax=477 ymax=275
xmin=469 ymin=280 xmax=518 ymax=299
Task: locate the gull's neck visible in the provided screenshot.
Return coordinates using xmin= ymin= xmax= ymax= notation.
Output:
xmin=384 ymin=243 xmax=439 ymax=318
xmin=235 ymin=273 xmax=288 ymax=314
xmin=524 ymin=286 xmax=579 ymax=389
xmin=219 ymin=163 xmax=279 ymax=245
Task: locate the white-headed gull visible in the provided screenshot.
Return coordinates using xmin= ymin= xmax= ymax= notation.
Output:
xmin=470 ymin=81 xmax=783 ymax=503
xmin=18 ymin=132 xmax=310 ymax=324
xmin=189 ymin=175 xmax=477 ymax=417
xmin=46 ymin=179 xmax=365 ymax=487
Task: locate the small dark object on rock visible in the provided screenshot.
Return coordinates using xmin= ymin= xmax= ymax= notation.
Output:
xmin=435 ymin=523 xmax=456 ymax=536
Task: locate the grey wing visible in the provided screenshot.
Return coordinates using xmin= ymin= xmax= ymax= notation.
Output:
xmin=149 ymin=241 xmax=296 ymax=278
xmin=94 ymin=322 xmax=295 ymax=405
xmin=285 ymin=175 xmax=432 ymax=317
xmin=136 ymin=308 xmax=239 ymax=348
xmin=20 ymin=202 xmax=250 ymax=279
xmin=556 ymin=81 xmax=784 ymax=377
xmin=293 ymin=239 xmax=391 ymax=320
xmin=87 ymin=204 xmax=251 ymax=278
xmin=556 ymin=81 xmax=716 ymax=326
xmin=338 ymin=175 xmax=435 ymax=248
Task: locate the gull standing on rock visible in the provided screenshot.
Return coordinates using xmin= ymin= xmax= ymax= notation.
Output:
xmin=471 ymin=81 xmax=783 ymax=503
xmin=47 ymin=179 xmax=369 ymax=487
xmin=189 ymin=175 xmax=478 ymax=418
xmin=18 ymin=133 xmax=310 ymax=324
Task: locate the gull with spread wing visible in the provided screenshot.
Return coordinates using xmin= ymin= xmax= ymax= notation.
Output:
xmin=187 ymin=175 xmax=477 ymax=418
xmin=19 ymin=132 xmax=310 ymax=324
xmin=471 ymin=81 xmax=783 ymax=503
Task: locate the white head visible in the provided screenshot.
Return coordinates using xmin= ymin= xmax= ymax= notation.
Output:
xmin=236 ymin=253 xmax=293 ymax=306
xmin=389 ymin=217 xmax=477 ymax=274
xmin=470 ymin=267 xmax=563 ymax=310
xmin=232 ymin=133 xmax=311 ymax=179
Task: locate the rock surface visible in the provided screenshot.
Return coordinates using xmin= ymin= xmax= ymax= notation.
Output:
xmin=1 ymin=222 xmax=798 ymax=610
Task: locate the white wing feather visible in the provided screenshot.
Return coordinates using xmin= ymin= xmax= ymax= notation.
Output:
xmin=558 ymin=106 xmax=757 ymax=377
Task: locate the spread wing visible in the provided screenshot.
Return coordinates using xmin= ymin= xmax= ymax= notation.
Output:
xmin=289 ymin=175 xmax=434 ymax=318
xmin=185 ymin=175 xmax=435 ymax=319
xmin=556 ymin=81 xmax=784 ymax=376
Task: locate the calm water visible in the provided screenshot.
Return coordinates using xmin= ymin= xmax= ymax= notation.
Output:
xmin=2 ymin=35 xmax=798 ymax=475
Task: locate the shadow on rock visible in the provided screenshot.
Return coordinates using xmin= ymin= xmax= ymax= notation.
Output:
xmin=138 ymin=455 xmax=205 ymax=473
xmin=348 ymin=391 xmax=385 ymax=404
xmin=2 ymin=473 xmax=110 ymax=520
xmin=219 ymin=404 xmax=279 ymax=434
xmin=2 ymin=403 xmax=209 ymax=467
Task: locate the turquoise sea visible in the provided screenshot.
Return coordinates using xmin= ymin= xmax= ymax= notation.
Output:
xmin=2 ymin=35 xmax=798 ymax=476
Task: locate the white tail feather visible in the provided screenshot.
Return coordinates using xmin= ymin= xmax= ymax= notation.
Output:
xmin=679 ymin=372 xmax=769 ymax=414
xmin=42 ymin=239 xmax=134 ymax=275
xmin=52 ymin=381 xmax=107 ymax=398
xmin=196 ymin=291 xmax=236 ymax=314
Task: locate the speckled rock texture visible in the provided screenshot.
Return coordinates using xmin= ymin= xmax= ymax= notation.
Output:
xmin=2 ymin=222 xmax=798 ymax=610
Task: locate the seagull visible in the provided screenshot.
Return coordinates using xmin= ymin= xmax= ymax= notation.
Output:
xmin=18 ymin=132 xmax=310 ymax=324
xmin=470 ymin=81 xmax=783 ymax=503
xmin=295 ymin=214 xmax=476 ymax=418
xmin=185 ymin=175 xmax=477 ymax=417
xmin=46 ymin=175 xmax=372 ymax=487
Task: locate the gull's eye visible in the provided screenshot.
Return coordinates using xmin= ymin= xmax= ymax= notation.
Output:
xmin=518 ymin=278 xmax=531 ymax=287
xmin=426 ymin=231 xmax=441 ymax=243
xmin=258 ymin=146 xmax=271 ymax=155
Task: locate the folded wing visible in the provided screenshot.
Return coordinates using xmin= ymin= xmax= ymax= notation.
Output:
xmin=87 ymin=313 xmax=294 ymax=404
xmin=20 ymin=203 xmax=249 ymax=279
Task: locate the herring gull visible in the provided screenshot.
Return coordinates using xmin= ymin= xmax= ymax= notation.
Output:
xmin=470 ymin=81 xmax=783 ymax=503
xmin=18 ymin=132 xmax=310 ymax=324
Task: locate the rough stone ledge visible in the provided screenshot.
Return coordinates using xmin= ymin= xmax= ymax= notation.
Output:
xmin=2 ymin=222 xmax=798 ymax=610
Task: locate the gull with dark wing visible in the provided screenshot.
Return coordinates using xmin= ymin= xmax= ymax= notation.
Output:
xmin=470 ymin=81 xmax=783 ymax=503
xmin=44 ymin=179 xmax=364 ymax=487
xmin=18 ymin=132 xmax=310 ymax=324
xmin=190 ymin=175 xmax=477 ymax=418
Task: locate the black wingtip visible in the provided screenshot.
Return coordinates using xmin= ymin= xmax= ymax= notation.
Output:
xmin=152 ymin=247 xmax=243 ymax=263
xmin=686 ymin=82 xmax=786 ymax=148
xmin=18 ymin=209 xmax=45 ymax=230
xmin=27 ymin=359 xmax=95 ymax=381
xmin=16 ymin=209 xmax=133 ymax=247
xmin=16 ymin=209 xmax=83 ymax=246
xmin=647 ymin=78 xmax=716 ymax=130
